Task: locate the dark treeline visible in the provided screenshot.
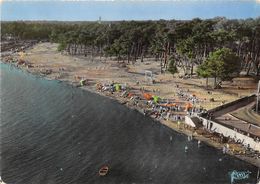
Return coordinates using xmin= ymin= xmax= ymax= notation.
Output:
xmin=2 ymin=18 xmax=260 ymax=80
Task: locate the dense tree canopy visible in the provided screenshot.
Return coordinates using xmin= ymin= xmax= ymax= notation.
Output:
xmin=2 ymin=17 xmax=260 ymax=79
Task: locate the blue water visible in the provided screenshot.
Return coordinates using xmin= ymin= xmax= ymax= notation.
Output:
xmin=0 ymin=63 xmax=258 ymax=184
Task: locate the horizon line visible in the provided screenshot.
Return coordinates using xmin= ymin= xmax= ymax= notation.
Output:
xmin=1 ymin=16 xmax=260 ymax=22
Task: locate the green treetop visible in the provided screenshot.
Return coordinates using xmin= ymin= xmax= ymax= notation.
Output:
xmin=197 ymin=48 xmax=241 ymax=87
xmin=168 ymin=57 xmax=178 ymax=76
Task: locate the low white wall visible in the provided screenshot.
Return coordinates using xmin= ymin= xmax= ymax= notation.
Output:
xmin=200 ymin=117 xmax=260 ymax=152
xmin=185 ymin=116 xmax=196 ymax=127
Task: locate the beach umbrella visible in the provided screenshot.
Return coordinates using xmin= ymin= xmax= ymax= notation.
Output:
xmin=160 ymin=103 xmax=167 ymax=107
xmin=115 ymin=84 xmax=121 ymax=91
xmin=128 ymin=93 xmax=134 ymax=97
xmin=160 ymin=103 xmax=176 ymax=107
xmin=167 ymin=103 xmax=176 ymax=107
xmin=185 ymin=102 xmax=193 ymax=111
xmin=80 ymin=79 xmax=86 ymax=86
xmin=153 ymin=96 xmax=160 ymax=103
xmin=143 ymin=93 xmax=153 ymax=100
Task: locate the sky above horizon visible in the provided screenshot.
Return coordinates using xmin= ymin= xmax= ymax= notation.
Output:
xmin=1 ymin=0 xmax=260 ymax=21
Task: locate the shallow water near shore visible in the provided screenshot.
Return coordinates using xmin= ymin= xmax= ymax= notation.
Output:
xmin=0 ymin=63 xmax=258 ymax=184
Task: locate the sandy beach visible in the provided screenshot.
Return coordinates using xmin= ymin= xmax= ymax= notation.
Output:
xmin=2 ymin=42 xmax=259 ymax=167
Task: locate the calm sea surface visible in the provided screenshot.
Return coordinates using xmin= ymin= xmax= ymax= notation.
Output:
xmin=0 ymin=63 xmax=258 ymax=184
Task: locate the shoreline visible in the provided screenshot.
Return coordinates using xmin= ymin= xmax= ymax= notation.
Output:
xmin=1 ymin=61 xmax=259 ymax=168
xmin=1 ymin=43 xmax=260 ymax=167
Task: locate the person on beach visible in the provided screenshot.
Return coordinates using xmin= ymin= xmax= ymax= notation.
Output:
xmin=188 ymin=135 xmax=191 ymax=141
xmin=143 ymin=109 xmax=147 ymax=116
xmin=223 ymin=145 xmax=227 ymax=154
xmin=226 ymin=144 xmax=230 ymax=152
xmin=185 ymin=146 xmax=188 ymax=153
xmin=198 ymin=140 xmax=201 ymax=148
xmin=177 ymin=121 xmax=181 ymax=129
xmin=188 ymin=134 xmax=193 ymax=141
xmin=166 ymin=112 xmax=170 ymax=121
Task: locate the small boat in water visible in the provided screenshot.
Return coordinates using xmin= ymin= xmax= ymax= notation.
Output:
xmin=99 ymin=166 xmax=109 ymax=176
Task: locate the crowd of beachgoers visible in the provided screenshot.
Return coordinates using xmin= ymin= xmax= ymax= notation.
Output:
xmin=91 ymin=81 xmax=260 ymax=161
xmin=95 ymin=81 xmax=205 ymax=120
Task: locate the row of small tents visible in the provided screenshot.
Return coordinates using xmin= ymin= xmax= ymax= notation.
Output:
xmin=143 ymin=93 xmax=160 ymax=103
xmin=143 ymin=93 xmax=193 ymax=110
xmin=95 ymin=83 xmax=126 ymax=91
xmin=84 ymin=82 xmax=125 ymax=92
xmin=94 ymin=83 xmax=193 ymax=110
xmin=144 ymin=93 xmax=191 ymax=106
